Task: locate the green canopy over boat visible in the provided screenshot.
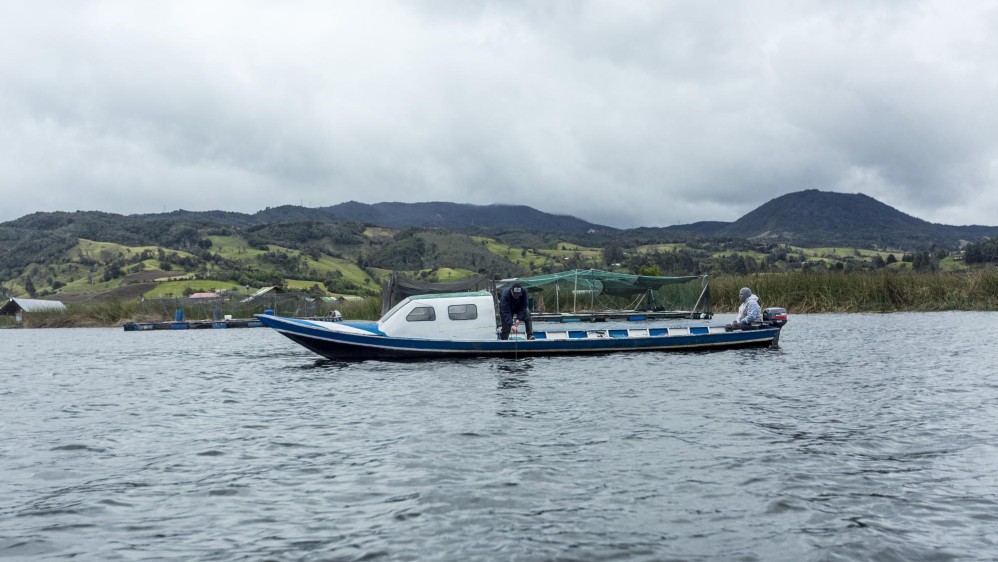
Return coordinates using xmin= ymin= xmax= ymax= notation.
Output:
xmin=497 ymin=269 xmax=712 ymax=319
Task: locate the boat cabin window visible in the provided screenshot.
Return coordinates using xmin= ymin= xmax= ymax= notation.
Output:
xmin=447 ymin=304 xmax=478 ymax=321
xmin=406 ymin=306 xmax=436 ymax=322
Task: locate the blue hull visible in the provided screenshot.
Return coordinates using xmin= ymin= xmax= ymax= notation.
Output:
xmin=257 ymin=315 xmax=782 ymax=361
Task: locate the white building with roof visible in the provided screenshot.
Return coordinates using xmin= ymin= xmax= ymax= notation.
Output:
xmin=0 ymin=298 xmax=67 ymax=324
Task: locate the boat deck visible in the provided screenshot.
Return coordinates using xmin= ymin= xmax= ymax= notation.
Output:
xmin=532 ymin=310 xmax=709 ymax=323
xmin=530 ymin=324 xmax=730 ymax=340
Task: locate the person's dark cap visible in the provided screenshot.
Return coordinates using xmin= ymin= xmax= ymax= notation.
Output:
xmin=511 ymin=284 xmax=523 ymax=296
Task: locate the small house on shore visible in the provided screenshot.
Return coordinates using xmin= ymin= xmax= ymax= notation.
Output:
xmin=0 ymin=298 xmax=68 ymax=324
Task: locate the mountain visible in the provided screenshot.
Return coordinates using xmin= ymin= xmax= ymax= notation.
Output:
xmin=143 ymin=202 xmax=611 ymax=235
xmin=666 ymin=190 xmax=998 ymax=248
xmin=4 ymin=191 xmax=997 ymax=256
xmin=321 ymin=201 xmax=609 ymax=233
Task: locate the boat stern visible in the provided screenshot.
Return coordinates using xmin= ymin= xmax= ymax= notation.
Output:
xmin=763 ymin=307 xmax=789 ymax=328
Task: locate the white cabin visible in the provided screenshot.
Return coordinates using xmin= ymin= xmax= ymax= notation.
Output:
xmin=377 ymin=291 xmax=498 ymax=340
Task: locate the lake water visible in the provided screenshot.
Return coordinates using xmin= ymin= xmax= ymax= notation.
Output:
xmin=2 ymin=312 xmax=997 ymax=561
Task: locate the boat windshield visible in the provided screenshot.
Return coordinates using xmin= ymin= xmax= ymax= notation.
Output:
xmin=379 ymin=297 xmax=414 ymax=324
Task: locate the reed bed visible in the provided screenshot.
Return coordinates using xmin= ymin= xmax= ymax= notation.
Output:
xmin=22 ymin=301 xmax=148 ymax=328
xmin=713 ymin=270 xmax=998 ymax=313
xmin=338 ymin=297 xmax=382 ymax=320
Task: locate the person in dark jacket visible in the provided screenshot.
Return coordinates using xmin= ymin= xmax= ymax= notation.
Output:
xmin=499 ymin=283 xmax=534 ymax=340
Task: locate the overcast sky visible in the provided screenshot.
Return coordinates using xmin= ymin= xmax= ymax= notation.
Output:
xmin=1 ymin=1 xmax=995 ymax=229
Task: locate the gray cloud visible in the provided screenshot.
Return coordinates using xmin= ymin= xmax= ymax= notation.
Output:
xmin=1 ymin=0 xmax=995 ymax=228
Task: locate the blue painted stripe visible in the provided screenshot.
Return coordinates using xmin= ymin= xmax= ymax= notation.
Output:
xmin=265 ymin=316 xmax=384 ymax=335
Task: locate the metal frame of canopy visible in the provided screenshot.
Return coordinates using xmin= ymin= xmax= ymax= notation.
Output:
xmin=496 ymin=269 xmax=712 ymax=320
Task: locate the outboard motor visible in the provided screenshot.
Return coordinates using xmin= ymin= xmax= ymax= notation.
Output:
xmin=763 ymin=307 xmax=789 ymax=327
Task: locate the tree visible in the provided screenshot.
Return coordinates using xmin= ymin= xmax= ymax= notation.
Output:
xmin=732 ymin=255 xmax=749 ymax=275
xmin=24 ymin=276 xmax=36 ymax=297
xmin=964 ymin=239 xmax=998 ymax=264
xmin=103 ymin=262 xmax=123 ymax=282
xmin=911 ymin=251 xmax=937 ymax=272
xmin=603 ymin=243 xmax=625 ymax=266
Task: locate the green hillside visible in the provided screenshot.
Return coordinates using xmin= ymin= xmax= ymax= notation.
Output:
xmin=3 ymin=191 xmax=997 ymax=303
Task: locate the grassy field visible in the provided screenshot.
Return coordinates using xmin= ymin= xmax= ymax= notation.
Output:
xmin=470 ymin=237 xmax=604 ymax=266
xmin=636 ymin=243 xmax=687 ymax=253
xmin=791 ymin=246 xmax=899 ymax=259
xmin=207 ymin=235 xmax=264 ymax=258
xmin=379 ymin=267 xmax=481 ymax=285
xmin=76 ymin=239 xmax=174 ymax=260
xmin=472 ymin=236 xmax=558 ymax=269
xmin=142 ymin=280 xmax=246 ymax=299
xmin=310 ymin=255 xmax=375 ymax=285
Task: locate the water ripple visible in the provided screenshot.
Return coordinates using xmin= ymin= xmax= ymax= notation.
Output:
xmin=1 ymin=315 xmax=997 ymax=560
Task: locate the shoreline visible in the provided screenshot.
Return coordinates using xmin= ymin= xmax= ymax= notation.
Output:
xmin=6 ymin=307 xmax=998 ymax=329
xmin=6 ymin=270 xmax=998 ymax=328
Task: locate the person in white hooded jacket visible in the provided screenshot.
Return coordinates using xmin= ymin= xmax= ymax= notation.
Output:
xmin=734 ymin=287 xmax=761 ymax=326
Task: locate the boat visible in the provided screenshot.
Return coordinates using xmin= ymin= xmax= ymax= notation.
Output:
xmin=255 ymin=291 xmax=788 ymax=361
xmin=122 ymin=318 xmax=264 ymax=331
